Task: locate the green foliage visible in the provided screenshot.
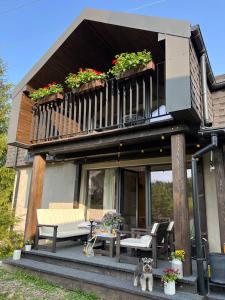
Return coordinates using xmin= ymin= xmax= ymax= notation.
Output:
xmin=0 ymin=231 xmax=23 ymax=258
xmin=151 ymin=178 xmax=193 ymax=221
xmin=151 ymin=181 xmax=173 ymax=220
xmin=25 ymin=239 xmax=34 ymax=246
xmin=29 ymin=82 xmax=63 ymax=101
xmin=65 ymin=68 xmax=107 ymax=89
xmin=109 ymin=50 xmax=152 ymax=77
xmin=101 ymin=211 xmax=124 ymax=228
xmin=0 ymin=58 xmax=17 ymax=259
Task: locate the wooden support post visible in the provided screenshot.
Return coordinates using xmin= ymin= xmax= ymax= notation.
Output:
xmin=214 ymin=147 xmax=225 ymax=252
xmin=24 ymin=154 xmax=46 ymax=241
xmin=171 ymin=133 xmax=191 ymax=276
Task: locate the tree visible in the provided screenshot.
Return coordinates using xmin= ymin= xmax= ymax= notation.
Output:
xmin=0 ymin=59 xmax=22 ymax=258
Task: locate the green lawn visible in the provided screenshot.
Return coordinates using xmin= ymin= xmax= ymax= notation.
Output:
xmin=0 ymin=267 xmax=100 ymax=300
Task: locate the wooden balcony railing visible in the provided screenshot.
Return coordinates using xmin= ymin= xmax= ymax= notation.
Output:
xmin=30 ymin=65 xmax=167 ymax=144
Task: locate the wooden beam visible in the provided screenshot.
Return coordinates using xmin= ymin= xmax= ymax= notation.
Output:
xmin=24 ymin=154 xmax=46 ymax=241
xmin=30 ymin=123 xmax=186 ymax=155
xmin=214 ymin=147 xmax=225 ymax=252
xmin=171 ymin=133 xmax=191 ymax=276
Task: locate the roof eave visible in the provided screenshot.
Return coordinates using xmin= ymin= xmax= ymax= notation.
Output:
xmin=12 ymin=8 xmax=191 ymax=98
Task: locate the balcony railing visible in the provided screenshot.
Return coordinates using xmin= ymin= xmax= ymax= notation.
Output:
xmin=30 ymin=63 xmax=167 ymax=144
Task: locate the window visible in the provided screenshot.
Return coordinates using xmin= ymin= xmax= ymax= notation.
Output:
xmin=151 ymin=169 xmax=173 ymax=222
xmin=87 ymin=169 xmax=116 ymax=210
xmin=151 ymin=167 xmax=193 ymax=230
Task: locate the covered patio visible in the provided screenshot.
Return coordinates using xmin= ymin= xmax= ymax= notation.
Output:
xmin=5 ymin=240 xmax=201 ymax=300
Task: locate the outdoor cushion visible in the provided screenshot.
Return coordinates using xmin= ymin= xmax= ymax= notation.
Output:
xmin=140 ymin=235 xmax=152 ymax=247
xmin=120 ymin=237 xmax=151 ymax=248
xmin=37 ymin=209 xmax=89 ymax=238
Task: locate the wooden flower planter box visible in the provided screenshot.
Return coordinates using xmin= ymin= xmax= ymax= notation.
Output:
xmin=117 ymin=61 xmax=155 ymax=80
xmin=72 ymin=79 xmax=105 ymax=94
xmin=33 ymin=93 xmax=64 ymax=107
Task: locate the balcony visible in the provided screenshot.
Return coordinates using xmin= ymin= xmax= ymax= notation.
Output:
xmin=29 ymin=62 xmax=168 ymax=144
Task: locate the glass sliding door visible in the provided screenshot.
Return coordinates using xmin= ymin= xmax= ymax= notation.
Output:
xmin=87 ymin=169 xmax=116 ymax=210
xmin=121 ymin=170 xmax=138 ymax=229
xmin=151 ymin=169 xmax=173 ymax=222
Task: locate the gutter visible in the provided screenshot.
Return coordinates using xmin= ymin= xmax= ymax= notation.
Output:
xmin=191 ymin=25 xmax=225 ymax=92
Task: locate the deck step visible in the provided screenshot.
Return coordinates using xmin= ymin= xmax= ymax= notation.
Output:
xmin=3 ymin=258 xmax=204 ymax=300
xmin=21 ymin=249 xmax=198 ymax=294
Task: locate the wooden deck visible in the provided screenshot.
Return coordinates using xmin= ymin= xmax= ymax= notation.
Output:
xmin=3 ymin=241 xmax=206 ymax=300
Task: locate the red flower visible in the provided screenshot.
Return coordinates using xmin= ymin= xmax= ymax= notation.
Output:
xmin=112 ymin=59 xmax=117 ymax=65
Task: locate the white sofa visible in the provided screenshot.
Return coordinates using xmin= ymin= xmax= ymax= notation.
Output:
xmin=35 ymin=209 xmax=90 ymax=252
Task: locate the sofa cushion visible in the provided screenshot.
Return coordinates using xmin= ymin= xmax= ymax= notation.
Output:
xmin=37 ymin=209 xmax=89 ymax=237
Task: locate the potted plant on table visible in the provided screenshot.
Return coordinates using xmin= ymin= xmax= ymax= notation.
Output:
xmin=29 ymin=82 xmax=64 ymax=104
xmin=161 ymin=268 xmax=179 ymax=295
xmin=170 ymin=249 xmax=185 ymax=278
xmin=24 ymin=240 xmax=33 ymax=252
xmin=101 ymin=212 xmax=124 ymax=234
xmin=109 ymin=49 xmax=155 ymax=79
xmin=65 ymin=68 xmax=107 ymax=93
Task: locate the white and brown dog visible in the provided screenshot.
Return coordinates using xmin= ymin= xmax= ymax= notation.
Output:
xmin=134 ymin=258 xmax=153 ymax=292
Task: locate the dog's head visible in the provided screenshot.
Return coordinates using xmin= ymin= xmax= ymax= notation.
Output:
xmin=142 ymin=258 xmax=153 ymax=273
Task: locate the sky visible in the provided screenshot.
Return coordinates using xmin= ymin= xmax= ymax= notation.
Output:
xmin=0 ymin=0 xmax=225 ymax=86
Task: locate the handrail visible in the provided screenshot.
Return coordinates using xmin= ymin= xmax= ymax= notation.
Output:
xmin=30 ymin=65 xmax=166 ymax=143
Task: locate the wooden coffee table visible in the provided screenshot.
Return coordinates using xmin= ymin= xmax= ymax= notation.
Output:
xmin=94 ymin=233 xmax=125 ymax=257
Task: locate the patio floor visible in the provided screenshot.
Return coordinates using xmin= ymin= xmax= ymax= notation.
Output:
xmin=30 ymin=240 xmax=198 ymax=281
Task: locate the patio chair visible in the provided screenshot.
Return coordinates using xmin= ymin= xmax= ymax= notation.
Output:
xmin=116 ymin=221 xmax=173 ymax=268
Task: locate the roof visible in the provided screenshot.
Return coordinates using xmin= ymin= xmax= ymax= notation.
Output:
xmin=12 ymin=8 xmax=191 ymax=98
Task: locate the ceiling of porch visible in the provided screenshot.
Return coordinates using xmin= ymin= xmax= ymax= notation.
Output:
xmin=28 ymin=20 xmax=165 ymax=89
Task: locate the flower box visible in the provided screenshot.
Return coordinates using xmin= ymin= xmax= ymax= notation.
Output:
xmin=33 ymin=93 xmax=64 ymax=106
xmin=72 ymin=79 xmax=105 ymax=94
xmin=117 ymin=61 xmax=155 ymax=80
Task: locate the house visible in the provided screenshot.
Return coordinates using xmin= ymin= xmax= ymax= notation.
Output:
xmin=6 ymin=8 xmax=225 ymax=298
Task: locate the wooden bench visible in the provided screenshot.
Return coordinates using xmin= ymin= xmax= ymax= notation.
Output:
xmin=34 ymin=209 xmax=90 ymax=252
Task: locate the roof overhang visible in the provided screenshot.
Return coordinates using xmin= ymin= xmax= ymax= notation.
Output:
xmin=12 ymin=8 xmax=191 ymax=98
xmin=191 ymin=25 xmax=225 ymax=91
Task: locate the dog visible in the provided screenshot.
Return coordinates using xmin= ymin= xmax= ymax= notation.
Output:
xmin=134 ymin=258 xmax=153 ymax=292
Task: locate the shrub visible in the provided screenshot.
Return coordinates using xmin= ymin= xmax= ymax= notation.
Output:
xmin=109 ymin=50 xmax=153 ymax=77
xmin=29 ymin=82 xmax=63 ymax=101
xmin=0 ymin=231 xmax=23 ymax=259
xmin=65 ymin=68 xmax=107 ymax=89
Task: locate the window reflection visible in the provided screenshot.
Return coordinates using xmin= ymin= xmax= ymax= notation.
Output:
xmin=87 ymin=169 xmax=116 ymax=210
xmin=151 ymin=170 xmax=173 ymax=222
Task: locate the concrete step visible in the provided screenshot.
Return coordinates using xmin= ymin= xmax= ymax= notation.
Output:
xmin=21 ymin=250 xmax=198 ymax=294
xmin=3 ymin=258 xmax=204 ymax=300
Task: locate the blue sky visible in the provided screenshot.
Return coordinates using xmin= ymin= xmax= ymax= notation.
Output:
xmin=0 ymin=0 xmax=225 ymax=86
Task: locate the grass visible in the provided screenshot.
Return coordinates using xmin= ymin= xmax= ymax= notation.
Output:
xmin=0 ymin=268 xmax=100 ymax=300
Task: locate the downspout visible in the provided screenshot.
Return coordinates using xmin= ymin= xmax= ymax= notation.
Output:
xmin=200 ymin=54 xmax=211 ymax=126
xmin=192 ymin=133 xmax=218 ymax=296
